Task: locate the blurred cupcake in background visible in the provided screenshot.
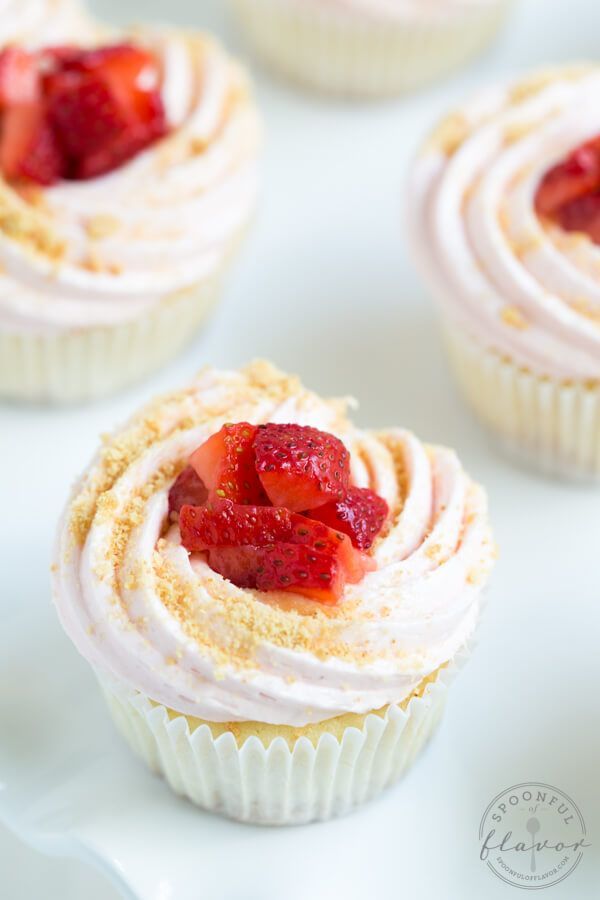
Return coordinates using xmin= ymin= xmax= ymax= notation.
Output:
xmin=228 ymin=0 xmax=514 ymax=98
xmin=408 ymin=65 xmax=600 ymax=480
xmin=53 ymin=361 xmax=495 ymax=825
xmin=0 ymin=24 xmax=260 ymax=404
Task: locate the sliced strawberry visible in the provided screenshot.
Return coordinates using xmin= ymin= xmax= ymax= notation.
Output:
xmin=207 ymin=545 xmax=264 ymax=590
xmin=557 ymin=192 xmax=600 ymax=244
xmin=253 ymin=423 xmax=350 ymax=512
xmin=45 ymin=43 xmax=167 ymax=180
xmin=0 ymin=104 xmax=64 ymax=185
xmin=64 ymin=44 xmax=162 ymax=118
xmin=46 ymin=72 xmax=129 ymax=159
xmin=535 ymin=138 xmax=600 ymax=218
xmin=208 ymin=543 xmax=345 ymax=604
xmin=189 ymin=423 xmax=269 ymax=505
xmin=74 ymin=105 xmax=164 ymax=179
xmin=308 ymin=487 xmax=388 ymax=551
xmin=168 ymin=466 xmax=208 ymax=516
xmin=0 ymin=48 xmax=40 ymax=108
xmin=289 ymin=514 xmax=365 ymax=583
xmin=180 ymin=502 xmax=293 ymax=552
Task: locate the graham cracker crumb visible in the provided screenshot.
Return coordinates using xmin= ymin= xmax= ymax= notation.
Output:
xmin=427 ymin=112 xmax=469 ymax=157
xmin=501 ymin=306 xmax=529 ymax=330
xmin=85 ymin=214 xmax=120 ymax=240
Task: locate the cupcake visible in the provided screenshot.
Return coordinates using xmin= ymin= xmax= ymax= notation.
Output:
xmin=53 ymin=361 xmax=495 ymax=824
xmin=228 ymin=0 xmax=513 ymax=98
xmin=408 ymin=66 xmax=600 ymax=480
xmin=0 ymin=28 xmax=260 ymax=404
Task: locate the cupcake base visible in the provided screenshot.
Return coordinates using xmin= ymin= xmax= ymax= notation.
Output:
xmin=443 ymin=322 xmax=600 ymax=481
xmin=0 ymin=277 xmax=221 ymax=405
xmin=99 ymin=659 xmax=461 ymax=825
xmin=228 ymin=0 xmax=512 ymax=98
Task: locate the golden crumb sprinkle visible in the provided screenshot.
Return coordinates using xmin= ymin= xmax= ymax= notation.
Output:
xmin=571 ymin=298 xmax=600 ymax=326
xmin=0 ymin=187 xmax=66 ymax=262
xmin=500 ymin=306 xmax=529 ymax=330
xmin=503 ymin=120 xmax=538 ymax=145
xmin=508 ymin=65 xmax=592 ymax=105
xmin=85 ymin=214 xmax=120 ymax=240
xmin=427 ymin=112 xmax=470 ymax=157
xmin=510 ymin=233 xmax=543 ymax=259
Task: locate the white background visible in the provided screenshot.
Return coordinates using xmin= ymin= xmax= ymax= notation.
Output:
xmin=1 ymin=0 xmax=599 ymax=897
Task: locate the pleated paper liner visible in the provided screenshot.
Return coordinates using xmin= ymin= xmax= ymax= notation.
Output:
xmin=228 ymin=0 xmax=513 ymax=98
xmin=98 ymin=648 xmax=470 ymax=826
xmin=0 ymin=277 xmax=221 ymax=405
xmin=443 ymin=321 xmax=600 ymax=481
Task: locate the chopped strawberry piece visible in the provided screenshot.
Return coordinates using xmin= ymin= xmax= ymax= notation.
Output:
xmin=557 ymin=192 xmax=600 ymax=244
xmin=179 ymin=505 xmax=366 ymax=603
xmin=39 ymin=46 xmax=81 ymax=68
xmin=208 ymin=543 xmax=346 ymax=604
xmin=44 ymin=43 xmax=166 ymax=180
xmin=180 ymin=502 xmax=293 ymax=551
xmin=289 ymin=514 xmax=366 ymax=583
xmin=535 ymin=138 xmax=600 ymax=217
xmin=308 ymin=487 xmax=388 ymax=550
xmin=0 ymin=104 xmax=64 ymax=185
xmin=253 ymin=423 xmax=350 ymax=512
xmin=46 ymin=72 xmax=128 ymax=159
xmin=0 ymin=48 xmax=40 ymax=108
xmin=189 ymin=423 xmax=269 ymax=505
xmin=207 ymin=545 xmax=264 ymax=590
xmin=0 ymin=41 xmax=167 ymax=186
xmin=168 ymin=466 xmax=208 ymax=516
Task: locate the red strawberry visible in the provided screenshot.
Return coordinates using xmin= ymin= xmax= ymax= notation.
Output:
xmin=253 ymin=424 xmax=350 ymax=512
xmin=45 ymin=43 xmax=166 ymax=180
xmin=208 ymin=543 xmax=346 ymax=604
xmin=556 ymin=192 xmax=600 ymax=244
xmin=535 ymin=138 xmax=600 ymax=218
xmin=0 ymin=48 xmax=40 ymax=108
xmin=180 ymin=502 xmax=293 ymax=552
xmin=189 ymin=423 xmax=269 ymax=505
xmin=206 ymin=545 xmax=264 ymax=590
xmin=205 ymin=513 xmax=366 ymax=603
xmin=0 ymin=104 xmax=64 ymax=185
xmin=308 ymin=487 xmax=388 ymax=551
xmin=46 ymin=73 xmax=129 ymax=159
xmin=168 ymin=466 xmax=208 ymax=516
xmin=289 ymin=514 xmax=366 ymax=583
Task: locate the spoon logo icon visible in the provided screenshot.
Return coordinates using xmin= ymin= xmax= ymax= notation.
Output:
xmin=526 ymin=816 xmax=540 ymax=872
xmin=479 ymin=783 xmax=590 ymax=890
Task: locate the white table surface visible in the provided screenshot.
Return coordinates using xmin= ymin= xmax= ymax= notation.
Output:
xmin=1 ymin=0 xmax=600 ymax=898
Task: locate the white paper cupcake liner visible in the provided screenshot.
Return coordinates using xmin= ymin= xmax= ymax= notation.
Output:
xmin=0 ymin=277 xmax=221 ymax=405
xmin=228 ymin=0 xmax=512 ymax=97
xmin=98 ymin=652 xmax=466 ymax=825
xmin=443 ymin=321 xmax=600 ymax=480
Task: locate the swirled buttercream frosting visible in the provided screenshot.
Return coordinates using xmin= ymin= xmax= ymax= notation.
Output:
xmin=409 ymin=65 xmax=600 ymax=382
xmin=0 ymin=0 xmax=93 ymax=45
xmin=54 ymin=362 xmax=494 ymax=726
xmin=0 ymin=30 xmax=260 ymax=333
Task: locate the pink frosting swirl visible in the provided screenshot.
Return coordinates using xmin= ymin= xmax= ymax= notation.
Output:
xmin=0 ymin=0 xmax=94 ymax=45
xmin=53 ymin=363 xmax=494 ymax=726
xmin=408 ymin=66 xmax=600 ymax=382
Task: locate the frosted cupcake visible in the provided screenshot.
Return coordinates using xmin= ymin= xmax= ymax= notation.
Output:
xmin=228 ymin=0 xmax=514 ymax=98
xmin=53 ymin=361 xmax=495 ymax=824
xmin=0 ymin=29 xmax=259 ymax=403
xmin=408 ymin=66 xmax=600 ymax=480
